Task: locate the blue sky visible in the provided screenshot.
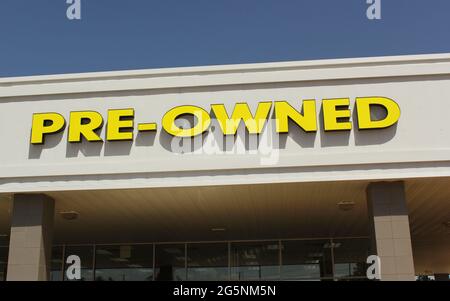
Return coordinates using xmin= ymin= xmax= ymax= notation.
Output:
xmin=1 ymin=0 xmax=449 ymax=77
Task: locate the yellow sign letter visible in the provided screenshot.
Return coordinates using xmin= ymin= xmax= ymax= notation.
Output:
xmin=106 ymin=109 xmax=135 ymax=141
xmin=322 ymin=98 xmax=352 ymax=131
xmin=68 ymin=111 xmax=104 ymax=142
xmin=211 ymin=102 xmax=272 ymax=135
xmin=31 ymin=113 xmax=66 ymax=144
xmin=162 ymin=105 xmax=211 ymax=137
xmin=275 ymin=100 xmax=317 ymax=133
xmin=356 ymin=97 xmax=400 ymax=129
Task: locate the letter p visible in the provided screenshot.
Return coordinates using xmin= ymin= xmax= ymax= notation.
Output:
xmin=31 ymin=113 xmax=66 ymax=144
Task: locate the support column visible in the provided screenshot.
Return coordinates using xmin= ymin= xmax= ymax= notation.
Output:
xmin=6 ymin=194 xmax=55 ymax=281
xmin=366 ymin=181 xmax=415 ymax=281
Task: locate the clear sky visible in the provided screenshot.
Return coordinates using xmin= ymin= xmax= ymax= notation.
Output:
xmin=1 ymin=0 xmax=449 ymax=77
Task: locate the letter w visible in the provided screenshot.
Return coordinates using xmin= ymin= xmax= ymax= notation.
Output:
xmin=211 ymin=102 xmax=272 ymax=135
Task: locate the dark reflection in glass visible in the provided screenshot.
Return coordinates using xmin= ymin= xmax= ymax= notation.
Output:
xmin=187 ymin=243 xmax=228 ymax=281
xmin=48 ymin=237 xmax=373 ymax=282
xmin=230 ymin=241 xmax=280 ymax=280
xmin=281 ymin=239 xmax=333 ymax=280
xmin=333 ymin=238 xmax=370 ymax=280
xmin=155 ymin=244 xmax=186 ymax=281
xmin=64 ymin=245 xmax=94 ymax=281
xmin=0 ymin=247 xmax=8 ymax=281
xmin=95 ymin=244 xmax=153 ymax=281
xmin=0 ymin=235 xmax=8 ymax=247
xmin=50 ymin=246 xmax=64 ymax=281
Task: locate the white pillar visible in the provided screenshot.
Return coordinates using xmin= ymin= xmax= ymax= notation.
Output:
xmin=6 ymin=194 xmax=55 ymax=281
xmin=367 ymin=181 xmax=415 ymax=281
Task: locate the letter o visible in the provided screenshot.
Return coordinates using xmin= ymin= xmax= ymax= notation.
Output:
xmin=162 ymin=105 xmax=211 ymax=137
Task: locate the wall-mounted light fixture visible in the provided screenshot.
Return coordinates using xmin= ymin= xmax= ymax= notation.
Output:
xmin=60 ymin=211 xmax=79 ymax=221
xmin=337 ymin=201 xmax=355 ymax=211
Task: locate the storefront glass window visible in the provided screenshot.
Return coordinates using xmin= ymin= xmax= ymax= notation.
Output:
xmin=187 ymin=243 xmax=228 ymax=281
xmin=0 ymin=235 xmax=8 ymax=247
xmin=333 ymin=238 xmax=370 ymax=280
xmin=64 ymin=245 xmax=94 ymax=281
xmin=281 ymin=239 xmax=333 ymax=280
xmin=230 ymin=241 xmax=280 ymax=280
xmin=155 ymin=244 xmax=186 ymax=281
xmin=50 ymin=246 xmax=64 ymax=281
xmin=94 ymin=244 xmax=153 ymax=281
xmin=50 ymin=237 xmax=372 ymax=282
xmin=0 ymin=247 xmax=8 ymax=281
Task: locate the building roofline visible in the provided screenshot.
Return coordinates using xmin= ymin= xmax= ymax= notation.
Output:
xmin=1 ymin=52 xmax=450 ymax=98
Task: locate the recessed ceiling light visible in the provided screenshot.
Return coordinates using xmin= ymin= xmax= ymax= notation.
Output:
xmin=211 ymin=227 xmax=226 ymax=232
xmin=337 ymin=201 xmax=355 ymax=211
xmin=128 ymin=264 xmax=143 ymax=268
xmin=60 ymin=211 xmax=79 ymax=220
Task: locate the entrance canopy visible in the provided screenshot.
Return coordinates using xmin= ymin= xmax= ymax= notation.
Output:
xmin=1 ymin=178 xmax=449 ymax=275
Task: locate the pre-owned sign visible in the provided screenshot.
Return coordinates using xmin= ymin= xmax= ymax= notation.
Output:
xmin=30 ymin=96 xmax=400 ymax=144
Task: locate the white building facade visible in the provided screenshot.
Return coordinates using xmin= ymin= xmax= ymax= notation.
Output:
xmin=0 ymin=53 xmax=449 ymax=281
